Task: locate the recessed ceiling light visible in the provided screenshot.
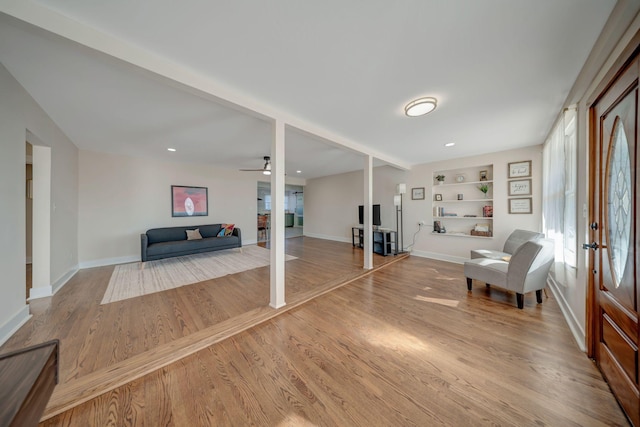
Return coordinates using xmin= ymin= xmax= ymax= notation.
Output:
xmin=404 ymin=97 xmax=437 ymax=117
xmin=167 ymin=148 xmax=176 ymax=152
xmin=444 ymin=142 xmax=455 ymax=147
xmin=296 ymin=170 xmax=302 ymax=174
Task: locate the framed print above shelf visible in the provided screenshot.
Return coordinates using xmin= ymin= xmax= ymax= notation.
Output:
xmin=508 ymin=197 xmax=532 ymax=214
xmin=508 ymin=179 xmax=532 ymax=196
xmin=508 ymin=160 xmax=531 ymax=178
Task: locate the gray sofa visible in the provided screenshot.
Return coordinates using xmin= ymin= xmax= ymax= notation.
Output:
xmin=141 ymin=224 xmax=241 ymax=262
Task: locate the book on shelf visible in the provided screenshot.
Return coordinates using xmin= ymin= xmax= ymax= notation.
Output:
xmin=433 ymin=206 xmax=459 ymax=217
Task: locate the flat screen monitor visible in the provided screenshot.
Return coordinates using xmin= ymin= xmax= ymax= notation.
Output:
xmin=359 ymin=204 xmax=381 ymax=226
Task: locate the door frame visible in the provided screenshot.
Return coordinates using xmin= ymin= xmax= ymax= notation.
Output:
xmin=587 ymin=30 xmax=640 ymax=357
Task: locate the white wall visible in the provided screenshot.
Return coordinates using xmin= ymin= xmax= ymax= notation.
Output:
xmin=78 ymin=150 xmax=260 ymax=267
xmin=0 ymin=63 xmax=79 ymax=344
xmin=304 ymin=166 xmax=408 ymax=242
xmin=406 ymin=146 xmax=543 ymax=263
xmin=305 ymin=147 xmax=542 ymax=259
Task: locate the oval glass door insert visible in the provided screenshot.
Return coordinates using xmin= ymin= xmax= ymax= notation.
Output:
xmin=607 ymin=119 xmax=631 ymax=287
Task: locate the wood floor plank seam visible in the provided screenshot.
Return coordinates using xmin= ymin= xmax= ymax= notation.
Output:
xmin=40 ymin=253 xmax=409 ymax=421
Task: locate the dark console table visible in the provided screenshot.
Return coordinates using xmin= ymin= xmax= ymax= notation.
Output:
xmin=352 ymin=227 xmax=398 ymax=256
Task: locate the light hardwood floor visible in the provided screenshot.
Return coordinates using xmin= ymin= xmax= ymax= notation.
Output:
xmin=4 ymin=238 xmax=629 ymax=425
xmin=30 ymin=239 xmax=629 ymax=426
xmin=2 ymin=237 xmax=403 ymax=420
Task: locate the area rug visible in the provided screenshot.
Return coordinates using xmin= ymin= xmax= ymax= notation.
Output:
xmin=101 ymin=245 xmax=296 ymax=304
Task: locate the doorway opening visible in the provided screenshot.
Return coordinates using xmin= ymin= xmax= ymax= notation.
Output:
xmin=25 ymin=142 xmax=33 ymax=301
xmin=257 ymin=182 xmax=304 ymax=242
xmin=26 ymin=131 xmax=52 ymax=300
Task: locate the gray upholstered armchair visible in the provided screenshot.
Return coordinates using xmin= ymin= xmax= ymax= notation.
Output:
xmin=470 ymin=229 xmax=544 ymax=260
xmin=464 ymin=239 xmax=554 ymax=309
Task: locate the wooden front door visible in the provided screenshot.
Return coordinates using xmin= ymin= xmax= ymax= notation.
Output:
xmin=589 ymin=52 xmax=639 ymax=425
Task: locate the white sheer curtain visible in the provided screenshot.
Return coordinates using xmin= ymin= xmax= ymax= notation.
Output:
xmin=542 ymin=108 xmax=577 ymax=271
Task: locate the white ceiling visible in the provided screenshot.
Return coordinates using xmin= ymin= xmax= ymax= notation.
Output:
xmin=0 ymin=1 xmax=617 ymax=179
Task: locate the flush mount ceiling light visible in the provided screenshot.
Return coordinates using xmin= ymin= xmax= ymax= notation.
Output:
xmin=167 ymin=148 xmax=176 ymax=152
xmin=404 ymin=97 xmax=437 ymax=117
xmin=444 ymin=142 xmax=455 ymax=147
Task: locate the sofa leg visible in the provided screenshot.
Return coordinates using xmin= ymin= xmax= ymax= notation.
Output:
xmin=466 ymin=278 xmax=472 ymax=291
xmin=516 ymin=293 xmax=524 ymax=309
xmin=536 ymin=289 xmax=543 ymax=304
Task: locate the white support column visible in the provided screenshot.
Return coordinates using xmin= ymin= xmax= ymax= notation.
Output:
xmin=270 ymin=120 xmax=286 ymax=309
xmin=31 ymin=145 xmax=52 ymax=298
xmin=363 ymin=155 xmax=373 ymax=270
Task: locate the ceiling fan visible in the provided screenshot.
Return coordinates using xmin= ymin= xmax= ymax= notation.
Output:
xmin=240 ymin=156 xmax=272 ymax=175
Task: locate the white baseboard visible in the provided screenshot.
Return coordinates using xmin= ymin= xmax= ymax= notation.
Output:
xmin=52 ymin=265 xmax=79 ymax=294
xmin=29 ymin=285 xmax=52 ymax=300
xmin=0 ymin=305 xmax=31 ymax=346
xmin=409 ymin=250 xmax=467 ymax=264
xmin=303 ymin=232 xmax=351 ymax=244
xmin=28 ymin=265 xmax=79 ymax=301
xmin=79 ymin=255 xmax=139 ymax=269
xmin=547 ymin=275 xmax=586 ymax=352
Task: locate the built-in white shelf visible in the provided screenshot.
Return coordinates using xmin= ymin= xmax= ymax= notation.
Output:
xmin=436 ymin=199 xmax=493 ymax=203
xmin=433 ymin=216 xmax=493 ymax=220
xmin=432 ymin=164 xmax=494 ymax=238
xmin=431 ymin=232 xmax=494 ymax=239
xmin=435 ymin=179 xmax=493 ymax=187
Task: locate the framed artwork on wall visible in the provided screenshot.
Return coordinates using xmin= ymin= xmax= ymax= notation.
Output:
xmin=508 ymin=179 xmax=532 ymax=196
xmin=434 ymin=193 xmax=442 ymax=201
xmin=171 ymin=185 xmax=208 ymax=217
xmin=508 ymin=160 xmax=531 ymax=178
xmin=508 ymin=197 xmax=532 ymax=214
xmin=412 ymin=187 xmax=425 ymax=200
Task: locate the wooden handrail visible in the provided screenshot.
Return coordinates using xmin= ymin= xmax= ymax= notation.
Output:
xmin=0 ymin=339 xmax=60 ymax=427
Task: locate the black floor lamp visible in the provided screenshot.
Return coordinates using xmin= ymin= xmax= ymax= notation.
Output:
xmin=395 ymin=183 xmax=406 ymax=253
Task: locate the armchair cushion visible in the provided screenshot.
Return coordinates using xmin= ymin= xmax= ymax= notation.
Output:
xmin=469 ymin=249 xmax=510 ymax=260
xmin=470 ymin=229 xmax=544 ymax=259
xmin=464 ymin=258 xmax=508 ymax=287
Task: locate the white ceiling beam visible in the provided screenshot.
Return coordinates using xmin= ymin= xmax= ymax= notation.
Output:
xmin=0 ymin=1 xmax=410 ymax=171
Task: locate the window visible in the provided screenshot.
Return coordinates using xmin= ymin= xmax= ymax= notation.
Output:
xmin=542 ymin=107 xmax=577 ymax=270
xmin=264 ymin=194 xmax=289 ymax=211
